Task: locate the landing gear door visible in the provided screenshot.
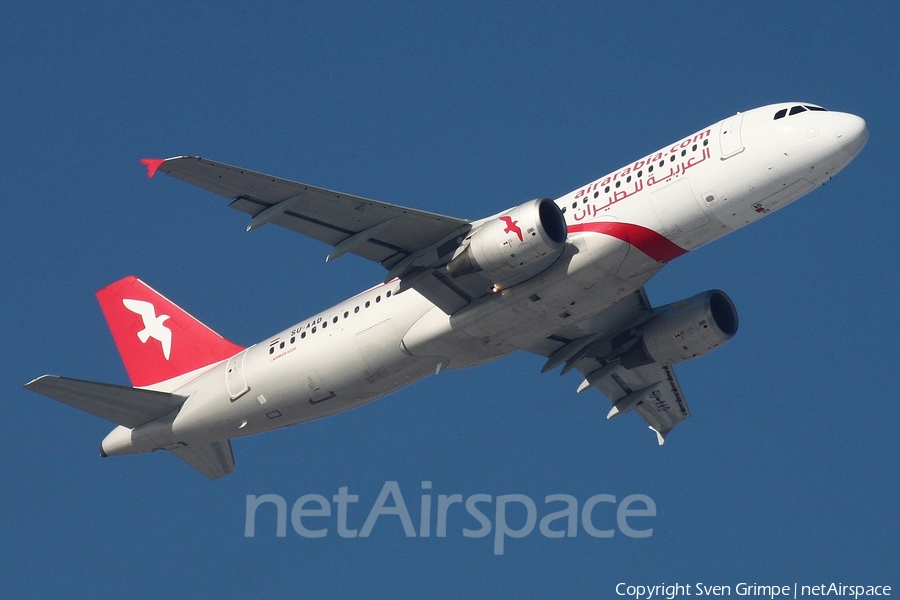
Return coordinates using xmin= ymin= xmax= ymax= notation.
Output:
xmin=226 ymin=349 xmax=250 ymax=400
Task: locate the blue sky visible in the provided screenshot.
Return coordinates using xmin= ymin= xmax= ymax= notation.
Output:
xmin=2 ymin=2 xmax=897 ymax=597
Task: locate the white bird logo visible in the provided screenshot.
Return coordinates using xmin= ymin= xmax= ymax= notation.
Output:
xmin=122 ymin=298 xmax=172 ymax=360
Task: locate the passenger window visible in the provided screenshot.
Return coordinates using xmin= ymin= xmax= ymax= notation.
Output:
xmin=789 ymin=105 xmax=806 ymax=116
xmin=774 ymin=109 xmax=787 ymax=120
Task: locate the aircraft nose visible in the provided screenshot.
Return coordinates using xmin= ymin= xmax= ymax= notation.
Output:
xmin=832 ymin=112 xmax=869 ymax=158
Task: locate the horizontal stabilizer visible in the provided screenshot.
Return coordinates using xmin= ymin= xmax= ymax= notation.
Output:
xmin=24 ymin=375 xmax=187 ymax=429
xmin=170 ymin=440 xmax=235 ymax=480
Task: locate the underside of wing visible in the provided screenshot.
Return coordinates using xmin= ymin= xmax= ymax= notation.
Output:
xmin=156 ymin=156 xmax=469 ymax=269
xmin=576 ymin=360 xmax=689 ymax=444
xmin=153 ymin=156 xmax=483 ymax=313
xmin=527 ymin=287 xmax=691 ymax=444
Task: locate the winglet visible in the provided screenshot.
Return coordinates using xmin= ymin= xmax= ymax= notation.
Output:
xmin=140 ymin=158 xmax=166 ymax=179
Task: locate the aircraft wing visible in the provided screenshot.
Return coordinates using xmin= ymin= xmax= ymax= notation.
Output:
xmin=526 ymin=287 xmax=691 ymax=444
xmin=573 ymin=358 xmax=690 ymax=445
xmin=151 ymin=156 xmax=469 ymax=269
xmin=149 ymin=156 xmax=480 ymax=313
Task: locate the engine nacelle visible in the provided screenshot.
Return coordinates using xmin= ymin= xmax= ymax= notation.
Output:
xmin=446 ymin=198 xmax=567 ymax=278
xmin=622 ymin=290 xmax=738 ymax=367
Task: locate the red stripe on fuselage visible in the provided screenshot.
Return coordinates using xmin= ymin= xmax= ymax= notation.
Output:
xmin=567 ymin=222 xmax=687 ymax=263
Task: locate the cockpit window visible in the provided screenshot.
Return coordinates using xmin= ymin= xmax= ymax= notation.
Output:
xmin=775 ymin=105 xmax=828 ymax=120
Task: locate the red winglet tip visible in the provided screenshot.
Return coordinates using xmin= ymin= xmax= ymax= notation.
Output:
xmin=140 ymin=158 xmax=165 ymax=178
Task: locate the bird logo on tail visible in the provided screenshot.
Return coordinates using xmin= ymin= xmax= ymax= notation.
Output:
xmin=122 ymin=298 xmax=172 ymax=360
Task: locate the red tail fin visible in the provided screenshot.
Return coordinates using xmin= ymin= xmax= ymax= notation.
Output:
xmin=96 ymin=276 xmax=244 ymax=387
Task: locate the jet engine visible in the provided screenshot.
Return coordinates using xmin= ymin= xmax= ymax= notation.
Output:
xmin=446 ymin=198 xmax=567 ymax=279
xmin=620 ymin=290 xmax=738 ymax=368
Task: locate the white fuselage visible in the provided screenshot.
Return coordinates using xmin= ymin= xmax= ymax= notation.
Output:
xmin=101 ymin=103 xmax=868 ymax=456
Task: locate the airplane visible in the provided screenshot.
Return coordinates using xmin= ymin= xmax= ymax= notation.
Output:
xmin=25 ymin=103 xmax=868 ymax=480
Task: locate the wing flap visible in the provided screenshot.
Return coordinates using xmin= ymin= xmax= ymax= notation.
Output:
xmin=170 ymin=440 xmax=235 ymax=481
xmin=229 ymin=196 xmax=408 ymax=265
xmin=24 ymin=375 xmax=187 ymax=429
